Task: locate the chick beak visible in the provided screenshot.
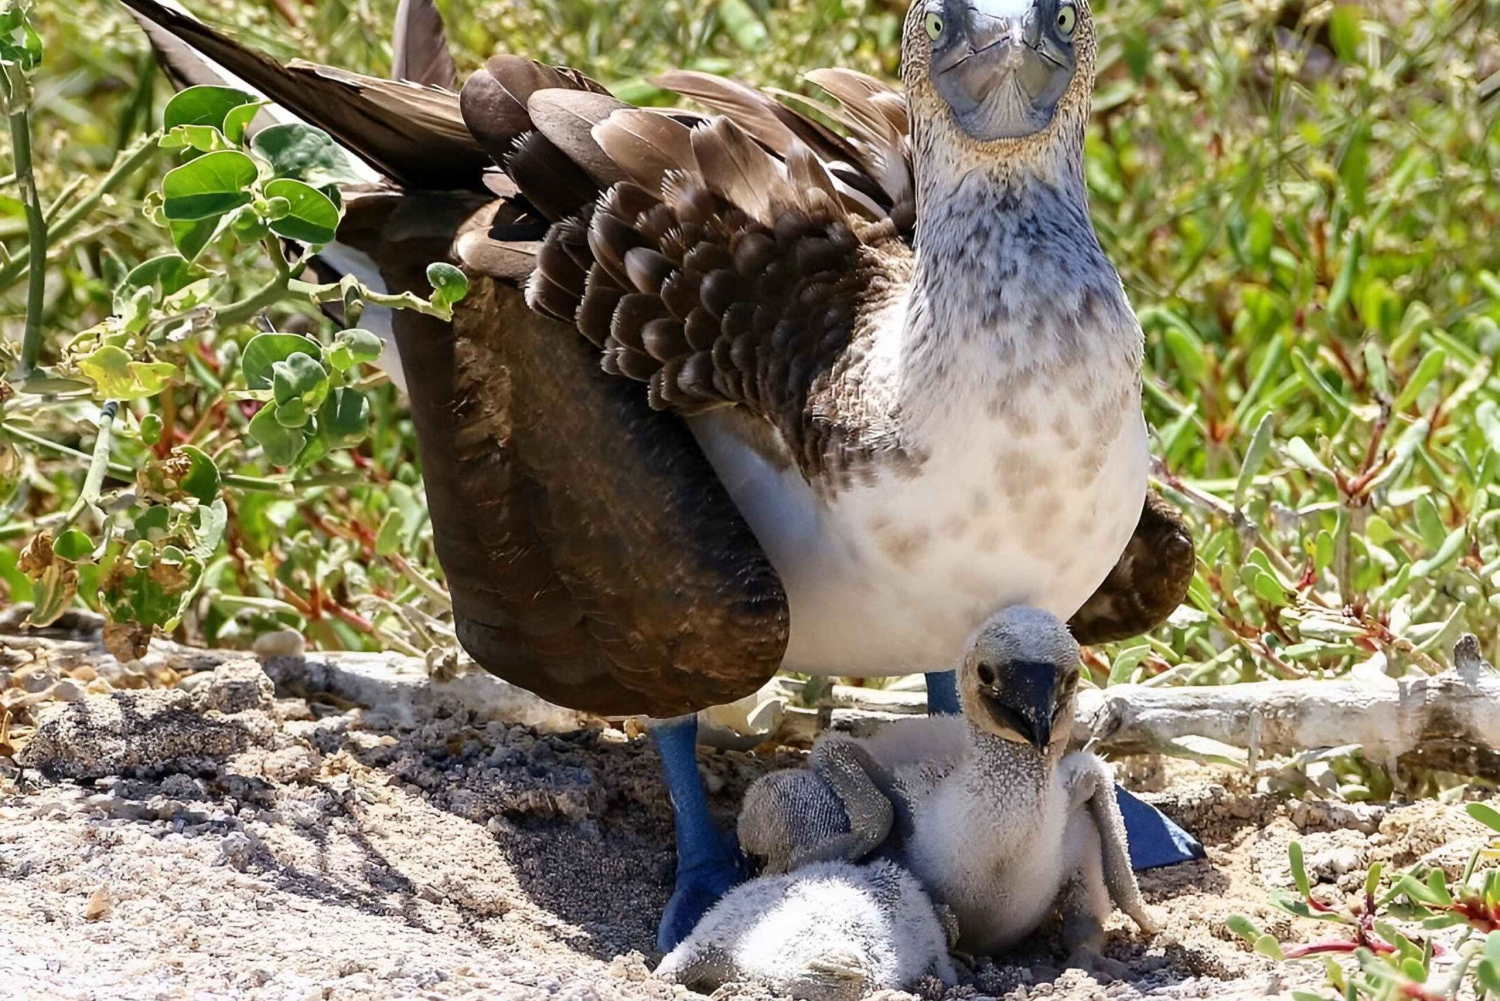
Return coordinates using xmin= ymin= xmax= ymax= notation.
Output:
xmin=979 ymin=659 xmax=1058 ymax=752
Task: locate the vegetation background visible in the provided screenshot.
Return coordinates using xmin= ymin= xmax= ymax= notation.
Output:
xmin=2 ymin=0 xmax=1500 ymax=769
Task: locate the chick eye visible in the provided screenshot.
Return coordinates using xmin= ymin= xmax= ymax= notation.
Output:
xmin=1055 ymin=5 xmax=1077 ymax=35
xmin=924 ymin=11 xmax=944 ymax=40
xmin=976 ymin=664 xmax=996 ymax=686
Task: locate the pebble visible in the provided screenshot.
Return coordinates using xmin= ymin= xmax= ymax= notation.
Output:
xmin=17 ymin=664 xmax=59 ymax=693
xmin=253 ymin=629 xmax=307 ymax=660
xmin=84 ymin=888 xmax=111 ymax=921
xmin=50 ymin=680 xmax=85 ymax=703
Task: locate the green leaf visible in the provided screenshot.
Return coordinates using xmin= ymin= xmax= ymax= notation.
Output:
xmin=1235 ymin=412 xmax=1274 ymax=510
xmin=248 ymin=403 xmax=308 ymax=467
xmin=1392 ymin=349 xmax=1447 ymax=413
xmin=274 ymin=397 xmax=309 ymax=428
xmin=222 ymin=101 xmax=264 ymax=145
xmin=242 ymin=333 xmax=323 ymax=391
xmin=264 ymin=178 xmax=340 ymax=246
xmin=159 ymin=123 xmax=232 ymax=154
xmin=139 ymin=413 xmax=164 ymax=446
xmin=1328 ymin=6 xmax=1365 ymax=63
xmin=375 ymin=508 xmax=405 ymax=558
xmin=271 ymin=351 xmax=329 ymax=408
xmin=1285 ymin=437 xmax=1333 ymax=477
xmin=1467 ymin=802 xmax=1500 ymax=835
xmin=426 ymin=262 xmax=470 ymax=316
xmin=327 ymin=328 xmax=383 ymax=371
xmin=1289 ymin=842 xmax=1311 ymax=898
xmin=1365 ymin=861 xmax=1383 ymax=897
xmin=29 ymin=564 xmax=75 ymax=628
xmin=1477 ymin=959 xmax=1500 ymax=996
xmin=78 ymin=346 xmax=179 ymax=401
xmin=1341 ymin=124 xmax=1370 ymax=215
xmin=53 ymin=530 xmax=94 ymax=562
xmin=163 ymin=85 xmax=258 ymax=132
xmin=176 ymin=445 xmax=221 ymax=505
xmin=161 ymin=150 xmax=258 ymax=222
xmin=318 ymin=387 xmax=370 ymax=448
xmin=189 ymin=499 xmax=228 ymax=561
xmin=1226 ymin=914 xmax=1261 ymax=944
xmin=134 ymin=505 xmax=170 ymax=540
xmin=0 ymin=5 xmax=44 ymax=70
xmin=1254 ymin=934 xmax=1284 ymax=961
xmin=168 ymin=216 xmax=226 ymax=262
xmin=717 ymin=0 xmax=769 ymax=50
xmin=123 ymin=254 xmax=205 ymax=297
xmin=251 ymin=123 xmax=365 ymax=186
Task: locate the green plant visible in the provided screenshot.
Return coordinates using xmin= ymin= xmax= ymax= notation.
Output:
xmin=1228 ymin=804 xmax=1500 ymax=1001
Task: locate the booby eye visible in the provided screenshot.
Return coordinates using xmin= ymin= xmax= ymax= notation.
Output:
xmin=1055 ymin=5 xmax=1077 ymax=36
xmin=924 ymin=11 xmax=944 ymax=40
xmin=976 ymin=663 xmax=996 ymax=686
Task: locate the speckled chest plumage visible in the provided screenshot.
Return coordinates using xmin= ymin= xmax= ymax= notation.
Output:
xmin=690 ymin=172 xmax=1146 ymax=677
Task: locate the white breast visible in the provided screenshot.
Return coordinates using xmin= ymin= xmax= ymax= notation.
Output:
xmin=688 ymin=380 xmax=1147 ymax=677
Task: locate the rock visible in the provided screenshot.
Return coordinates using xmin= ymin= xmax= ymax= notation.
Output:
xmin=191 ymin=659 xmax=275 ymax=715
xmin=50 ymin=680 xmax=85 ymax=702
xmin=84 ymin=888 xmax=111 ymax=921
xmin=253 ymin=629 xmax=306 ymax=660
xmin=17 ymin=689 xmax=269 ymax=780
xmin=16 ymin=663 xmax=59 ymax=693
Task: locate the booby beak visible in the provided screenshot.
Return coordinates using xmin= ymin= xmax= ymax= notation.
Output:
xmin=977 ymin=659 xmax=1058 ymax=753
xmin=927 ymin=0 xmax=1078 ymax=141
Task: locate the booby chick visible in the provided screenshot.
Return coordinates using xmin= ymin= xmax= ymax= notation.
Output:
xmin=654 ymin=859 xmax=957 ymax=1001
xmin=900 ymin=606 xmax=1158 ymax=958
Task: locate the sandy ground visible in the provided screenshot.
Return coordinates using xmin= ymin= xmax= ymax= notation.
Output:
xmin=1 ymin=628 xmax=1494 ymax=1001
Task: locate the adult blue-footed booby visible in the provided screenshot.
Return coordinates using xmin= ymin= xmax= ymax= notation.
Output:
xmin=120 ymin=0 xmax=1202 ymax=953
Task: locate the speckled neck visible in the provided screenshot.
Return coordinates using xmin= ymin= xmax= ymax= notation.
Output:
xmin=896 ymin=162 xmax=1141 ymax=426
xmin=960 ymin=718 xmax=1053 ymax=815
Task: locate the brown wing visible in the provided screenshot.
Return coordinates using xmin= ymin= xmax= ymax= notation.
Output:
xmin=1067 ymin=491 xmax=1196 ymax=646
xmin=451 ymin=60 xmax=921 ymax=484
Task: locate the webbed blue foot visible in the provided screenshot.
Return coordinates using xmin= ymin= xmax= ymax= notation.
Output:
xmin=923 ymin=670 xmax=1204 ymax=870
xmin=651 ymin=714 xmax=751 ymax=952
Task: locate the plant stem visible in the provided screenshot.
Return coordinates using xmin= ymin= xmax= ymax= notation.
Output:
xmin=2 ymin=63 xmax=47 ymax=374
xmin=59 ymin=401 xmax=119 ymax=531
xmin=215 ymin=252 xmax=297 ymax=327
xmin=0 ymin=131 xmax=161 ymax=294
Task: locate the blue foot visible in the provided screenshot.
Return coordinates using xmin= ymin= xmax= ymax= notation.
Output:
xmin=926 ymin=671 xmax=1202 ymax=869
xmin=1115 ymin=785 xmax=1205 ymax=870
xmin=651 ymin=714 xmax=751 ymax=952
xmin=924 ymin=670 xmax=962 ymax=716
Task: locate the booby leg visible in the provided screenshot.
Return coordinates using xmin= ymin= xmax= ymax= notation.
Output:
xmin=924 ymin=671 xmax=963 ymax=716
xmin=650 ymin=714 xmax=749 ymax=952
xmin=924 ymin=672 xmax=1204 ymax=869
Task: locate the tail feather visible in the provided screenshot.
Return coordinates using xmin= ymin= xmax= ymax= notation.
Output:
xmin=116 ymin=0 xmax=486 ymax=190
xmin=391 ymin=0 xmax=456 ymax=90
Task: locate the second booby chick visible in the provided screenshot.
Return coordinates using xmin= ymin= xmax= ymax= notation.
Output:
xmin=900 ymin=606 xmax=1158 ymax=957
xmin=654 ymin=859 xmax=957 ymax=1001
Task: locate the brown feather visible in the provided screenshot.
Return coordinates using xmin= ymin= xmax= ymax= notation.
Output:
xmin=119 ymin=0 xmax=487 ymax=189
xmin=506 ymin=131 xmax=598 ymax=222
xmin=527 ymin=89 xmax=631 ymax=187
xmin=651 ymin=70 xmax=797 ymax=154
xmin=690 ymin=117 xmax=783 ymax=226
xmin=592 ymin=109 xmax=698 ymax=192
xmin=391 ymin=0 xmax=456 ymax=89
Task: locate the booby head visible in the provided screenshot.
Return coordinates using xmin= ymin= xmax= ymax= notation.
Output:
xmin=902 ymin=0 xmax=1097 ymax=175
xmin=958 ymin=606 xmax=1081 ymax=754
